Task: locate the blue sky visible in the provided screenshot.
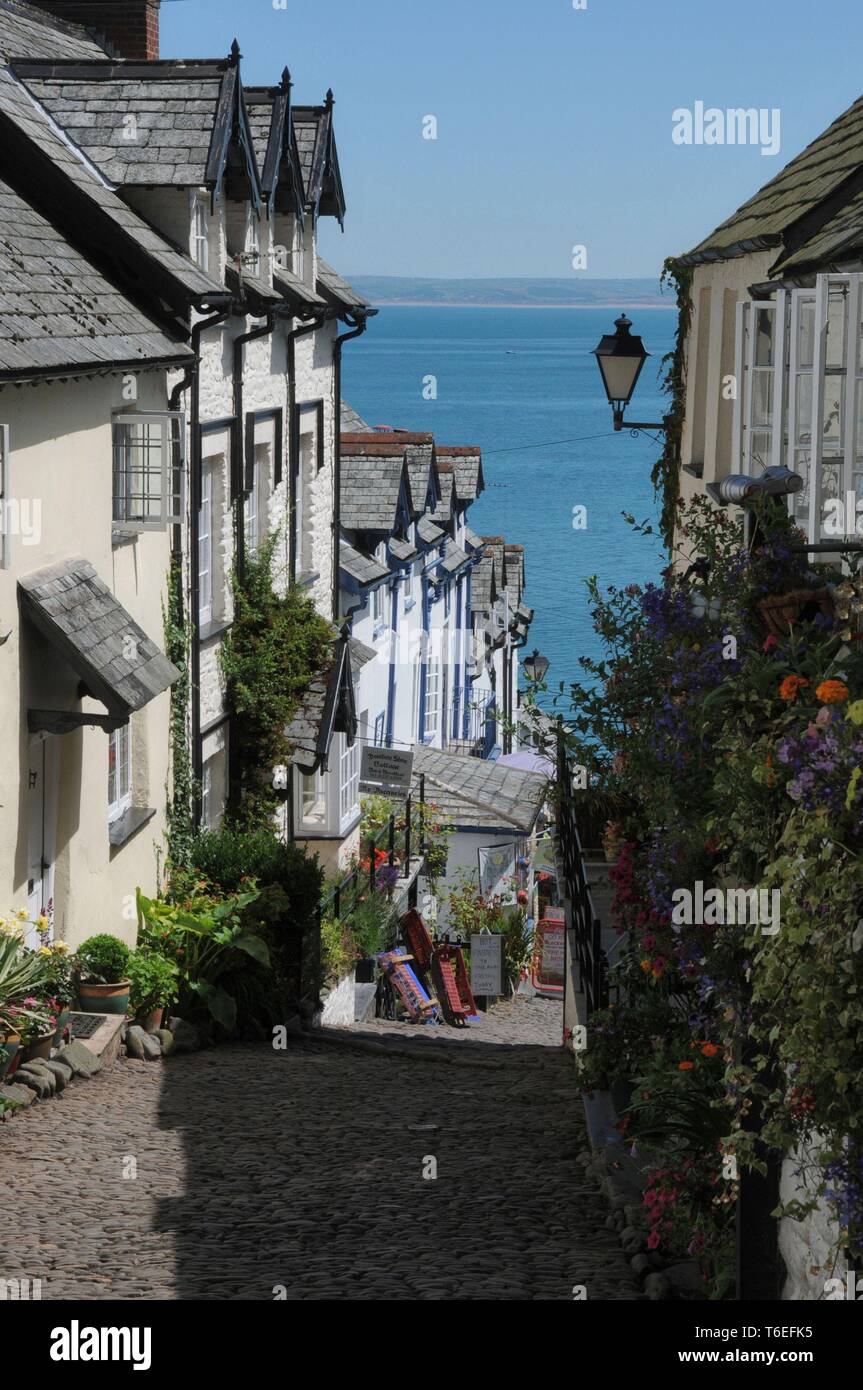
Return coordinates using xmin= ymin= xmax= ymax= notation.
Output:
xmin=162 ymin=0 xmax=863 ymax=281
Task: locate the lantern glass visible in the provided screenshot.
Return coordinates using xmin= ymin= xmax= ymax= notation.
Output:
xmin=593 ymin=314 xmax=650 ymax=409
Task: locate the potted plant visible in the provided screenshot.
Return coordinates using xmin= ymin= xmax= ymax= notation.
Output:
xmin=128 ymin=950 xmax=179 ymax=1032
xmin=37 ymin=937 xmax=74 ymax=1045
xmin=20 ymin=997 xmax=58 ymax=1062
xmin=0 ymin=924 xmax=51 ymax=1075
xmin=73 ymin=934 xmax=132 ymax=1015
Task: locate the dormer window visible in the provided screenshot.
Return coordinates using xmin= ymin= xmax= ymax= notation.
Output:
xmin=193 ymin=196 xmax=209 ymax=273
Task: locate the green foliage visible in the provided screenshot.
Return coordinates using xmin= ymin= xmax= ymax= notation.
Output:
xmin=220 ymin=533 xmax=335 ymax=825
xmin=360 ymin=793 xmax=454 ymax=887
xmin=136 ymin=886 xmax=270 ymax=1035
xmin=0 ymin=930 xmax=51 ymax=1027
xmin=128 ymin=950 xmax=180 ymax=1015
xmin=74 ymin=934 xmax=131 ymax=984
xmin=320 ymin=890 xmax=396 ymax=987
xmin=320 ymin=913 xmax=358 ymax=987
xmin=652 ymin=258 xmax=693 ymax=552
xmin=163 ymin=556 xmax=197 ymax=874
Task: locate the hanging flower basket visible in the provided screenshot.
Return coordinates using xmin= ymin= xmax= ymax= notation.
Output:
xmin=757 ymin=587 xmax=833 ymax=636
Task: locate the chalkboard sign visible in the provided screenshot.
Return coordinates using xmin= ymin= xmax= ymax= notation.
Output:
xmin=470 ymin=933 xmax=503 ymax=996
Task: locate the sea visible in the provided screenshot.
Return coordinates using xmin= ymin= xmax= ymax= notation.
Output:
xmin=341 ymin=306 xmax=678 ymax=707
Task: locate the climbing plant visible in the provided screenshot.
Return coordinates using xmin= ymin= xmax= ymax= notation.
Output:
xmin=220 ymin=531 xmax=334 ymax=827
xmin=651 ymin=257 xmax=693 ymax=554
xmin=163 ymin=556 xmax=197 ymax=875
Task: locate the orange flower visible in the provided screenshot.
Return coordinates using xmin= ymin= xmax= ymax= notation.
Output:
xmin=815 ymin=679 xmax=849 ymax=705
xmin=701 ymin=1043 xmax=719 ymax=1058
xmin=640 ymin=958 xmax=651 ymax=973
xmin=678 ymin=1061 xmax=695 ymax=1071
xmin=779 ymin=674 xmax=810 ymax=702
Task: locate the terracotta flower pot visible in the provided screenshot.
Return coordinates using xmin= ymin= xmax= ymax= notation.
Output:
xmin=78 ymin=980 xmax=131 ymax=1016
xmin=758 ymin=587 xmax=833 ymax=636
xmin=24 ymin=1030 xmax=55 ymax=1062
xmin=141 ymin=1007 xmax=164 ymax=1034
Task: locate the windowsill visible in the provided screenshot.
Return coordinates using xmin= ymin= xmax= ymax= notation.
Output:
xmin=199 ymin=618 xmax=232 ymax=644
xmin=109 ymin=805 xmax=157 ymax=852
xmin=111 ymin=531 xmax=138 ymax=550
xmin=373 ymin=622 xmax=387 ymax=640
xmin=404 ymin=598 xmax=416 ymax=612
xmin=296 ymin=570 xmax=320 ymax=590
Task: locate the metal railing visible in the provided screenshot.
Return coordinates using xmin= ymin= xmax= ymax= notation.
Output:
xmin=556 ymin=730 xmax=609 ymax=1018
xmin=445 ymin=692 xmax=498 ymax=758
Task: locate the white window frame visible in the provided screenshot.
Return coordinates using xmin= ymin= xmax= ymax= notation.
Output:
xmin=424 ymin=655 xmax=440 ymax=742
xmin=296 ymin=768 xmax=327 ymax=835
xmin=733 ymin=273 xmax=863 ymax=545
xmin=371 ymin=580 xmax=387 ymax=635
xmin=112 ymin=411 xmax=186 ymax=533
xmin=192 ymin=195 xmax=210 ymax=273
xmin=0 ymin=423 xmax=10 ymax=571
xmin=198 ymin=459 xmax=213 ymax=627
xmin=108 ymin=723 xmax=132 ymax=823
xmin=338 ymin=732 xmax=359 ymax=827
xmin=201 ymin=723 xmax=228 ymax=830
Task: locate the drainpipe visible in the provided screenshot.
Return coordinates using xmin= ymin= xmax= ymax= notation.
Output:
xmin=333 ymin=312 xmax=372 ymax=620
xmin=180 ymin=305 xmax=232 ymax=822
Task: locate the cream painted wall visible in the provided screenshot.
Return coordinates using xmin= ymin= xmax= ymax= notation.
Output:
xmin=0 ymin=369 xmax=174 ymax=948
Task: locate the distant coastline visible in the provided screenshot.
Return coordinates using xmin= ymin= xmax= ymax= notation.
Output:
xmin=346 ymin=275 xmax=670 ymax=310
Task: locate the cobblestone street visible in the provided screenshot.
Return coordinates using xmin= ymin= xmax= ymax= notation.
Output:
xmin=1 ymin=999 xmax=640 ymax=1301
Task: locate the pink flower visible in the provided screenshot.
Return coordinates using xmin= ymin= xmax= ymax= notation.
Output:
xmin=763 ymin=633 xmax=778 ymax=653
xmin=815 ymin=705 xmax=834 ymax=726
xmin=646 ymin=1230 xmax=661 ymax=1250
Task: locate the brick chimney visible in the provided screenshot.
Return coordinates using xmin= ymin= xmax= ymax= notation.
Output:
xmin=29 ymin=1 xmax=161 ymax=59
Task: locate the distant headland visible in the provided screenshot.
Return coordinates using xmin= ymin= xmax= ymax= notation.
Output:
xmin=344 ymin=276 xmax=671 ymax=309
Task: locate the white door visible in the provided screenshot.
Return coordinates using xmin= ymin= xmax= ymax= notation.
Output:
xmin=26 ymin=735 xmax=58 ymax=946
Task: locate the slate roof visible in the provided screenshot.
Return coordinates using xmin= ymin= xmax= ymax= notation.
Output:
xmin=411 ymin=744 xmax=549 ymax=834
xmin=389 ymin=537 xmax=417 ymax=563
xmin=471 ymin=553 xmax=495 ymax=613
xmin=464 ymin=526 xmax=483 ymax=551
xmin=441 ymin=543 xmax=470 ymax=576
xmin=244 ymin=80 xmax=305 ymax=218
xmin=14 ymin=59 xmax=226 ymax=186
xmin=348 ymin=636 xmax=376 ymax=669
xmin=417 ymin=515 xmax=445 ymax=546
xmin=18 ymin=557 xmax=179 ymax=714
xmin=340 ymin=400 xmax=370 ymax=433
xmin=438 ymin=447 xmax=484 ymax=502
xmin=294 ymin=102 xmax=345 ymax=221
xmin=0 ymin=2 xmax=106 ymax=61
xmin=273 ymin=266 xmax=328 ymax=312
xmin=432 ymin=465 xmax=453 ymax=524
xmin=482 ymin=536 xmax=505 ymax=589
xmin=405 ymin=441 xmax=435 ymax=514
xmin=0 ymin=64 xmax=226 ymax=313
xmin=772 ymin=186 xmax=863 ymax=274
xmin=317 ymin=257 xmax=369 ymax=311
xmin=340 ymin=539 xmax=389 ymax=586
xmin=0 ymin=177 xmax=193 ymax=379
xmin=682 ymin=93 xmax=863 ymax=265
xmin=340 ymin=446 xmax=405 ymax=531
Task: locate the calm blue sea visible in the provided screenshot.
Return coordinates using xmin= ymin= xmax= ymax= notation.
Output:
xmin=341 ymin=306 xmax=677 ymax=703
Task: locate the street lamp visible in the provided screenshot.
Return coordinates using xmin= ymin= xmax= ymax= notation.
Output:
xmin=522 ymin=648 xmax=549 ymax=682
xmin=593 ymin=313 xmax=665 ymax=434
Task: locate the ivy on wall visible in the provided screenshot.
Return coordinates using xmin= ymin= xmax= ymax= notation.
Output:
xmin=220 ymin=532 xmax=335 ymax=827
xmin=163 ymin=556 xmax=197 ymax=874
xmin=651 ymin=257 xmax=694 ymax=554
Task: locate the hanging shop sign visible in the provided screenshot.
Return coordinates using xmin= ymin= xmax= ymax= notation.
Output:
xmin=359 ymin=746 xmax=414 ymax=796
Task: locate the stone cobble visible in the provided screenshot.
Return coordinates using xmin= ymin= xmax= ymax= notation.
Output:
xmin=0 ymin=998 xmax=639 ymax=1301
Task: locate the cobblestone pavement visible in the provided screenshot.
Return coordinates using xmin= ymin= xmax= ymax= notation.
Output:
xmin=0 ymin=998 xmax=640 ymax=1301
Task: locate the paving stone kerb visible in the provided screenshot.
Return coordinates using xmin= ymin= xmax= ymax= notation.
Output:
xmin=0 ymin=998 xmax=640 ymax=1301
